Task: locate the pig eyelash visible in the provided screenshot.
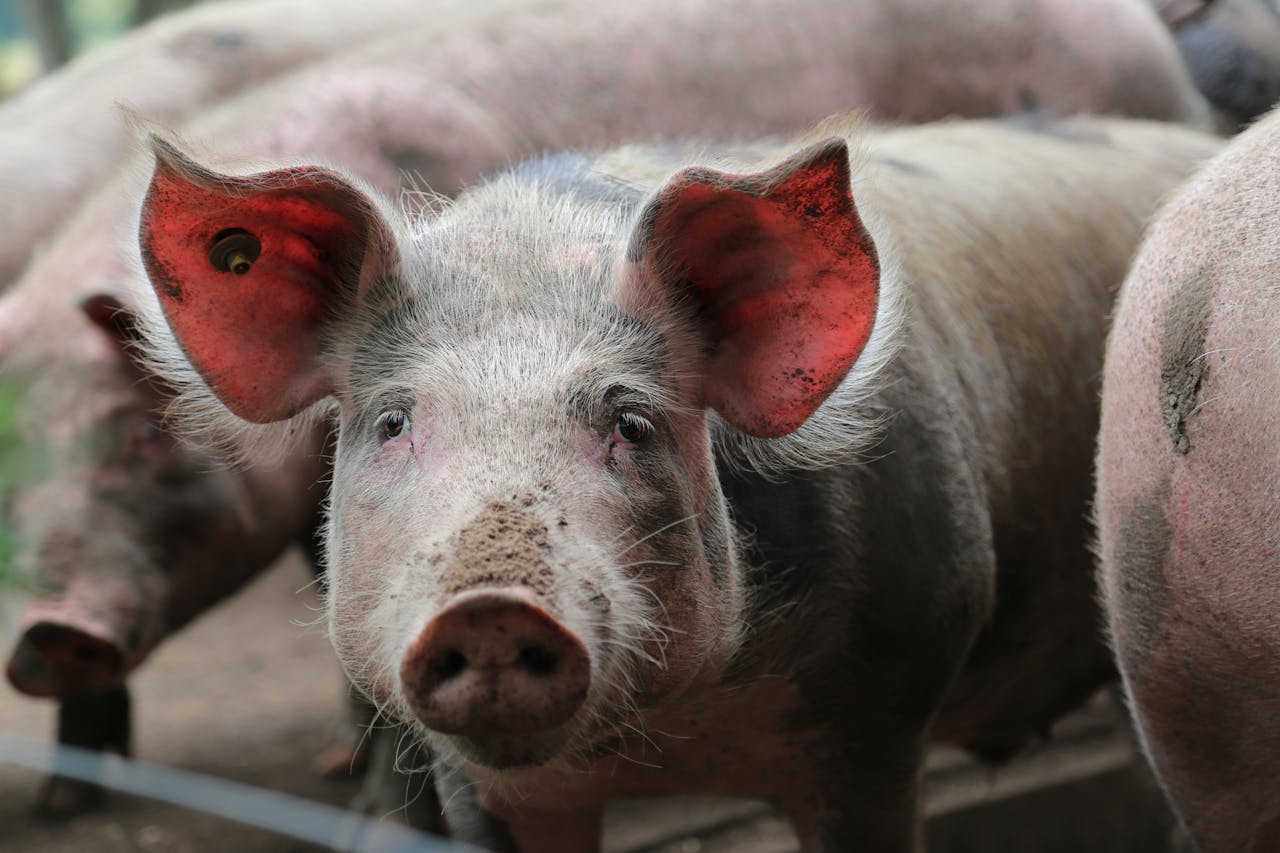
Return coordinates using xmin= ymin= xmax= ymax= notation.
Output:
xmin=610 ymin=411 xmax=654 ymax=448
xmin=376 ymin=410 xmax=411 ymax=441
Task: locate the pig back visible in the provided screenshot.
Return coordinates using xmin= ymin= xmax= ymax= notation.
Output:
xmin=727 ymin=117 xmax=1223 ymax=759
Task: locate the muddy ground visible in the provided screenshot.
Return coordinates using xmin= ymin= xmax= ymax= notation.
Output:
xmin=0 ymin=552 xmax=372 ymax=852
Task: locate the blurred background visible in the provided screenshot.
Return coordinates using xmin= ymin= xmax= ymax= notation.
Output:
xmin=1 ymin=0 xmax=201 ymax=98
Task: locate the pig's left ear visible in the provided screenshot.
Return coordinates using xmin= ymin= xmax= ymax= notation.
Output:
xmin=629 ymin=139 xmax=879 ymax=438
xmin=138 ymin=136 xmax=397 ymax=423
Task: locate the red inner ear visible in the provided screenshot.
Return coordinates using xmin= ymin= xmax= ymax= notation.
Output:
xmin=647 ymin=140 xmax=879 ymax=438
xmin=140 ymin=155 xmax=369 ymax=423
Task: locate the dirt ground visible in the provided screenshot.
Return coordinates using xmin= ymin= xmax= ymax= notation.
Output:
xmin=0 ymin=552 xmax=371 ymax=852
xmin=0 ymin=552 xmax=1184 ymax=853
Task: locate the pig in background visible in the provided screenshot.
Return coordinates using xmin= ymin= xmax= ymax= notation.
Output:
xmin=0 ymin=0 xmax=441 ymax=294
xmin=134 ymin=111 xmax=1220 ymax=851
xmin=1165 ymin=0 xmax=1280 ymax=129
xmin=0 ymin=0 xmax=1220 ymax=827
xmin=1097 ymin=107 xmax=1280 ymax=853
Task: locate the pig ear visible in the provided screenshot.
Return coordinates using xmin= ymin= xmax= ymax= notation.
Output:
xmin=629 ymin=138 xmax=879 ymax=438
xmin=80 ymin=293 xmax=174 ymax=397
xmin=138 ymin=136 xmax=396 ymax=423
xmin=80 ymin=294 xmax=142 ymax=349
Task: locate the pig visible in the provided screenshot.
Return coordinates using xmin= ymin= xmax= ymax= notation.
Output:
xmin=1 ymin=0 xmax=1219 ymax=820
xmin=133 ymin=114 xmax=1220 ymax=851
xmin=0 ymin=274 xmax=332 ymax=814
xmin=1165 ymin=0 xmax=1280 ymax=129
xmin=1097 ymin=107 xmax=1280 ymax=853
xmin=0 ymin=0 xmax=441 ymax=291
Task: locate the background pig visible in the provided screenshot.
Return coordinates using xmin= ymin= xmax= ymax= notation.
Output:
xmin=134 ymin=114 xmax=1219 ymax=851
xmin=1167 ymin=0 xmax=1280 ymax=129
xmin=2 ymin=0 xmax=1220 ymax=821
xmin=1097 ymin=108 xmax=1280 ymax=853
xmin=0 ymin=0 xmax=435 ymax=291
xmin=0 ymin=267 xmax=332 ymax=814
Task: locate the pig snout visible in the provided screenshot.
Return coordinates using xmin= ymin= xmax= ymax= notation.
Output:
xmin=400 ymin=589 xmax=590 ymax=737
xmin=6 ymin=622 xmax=126 ymax=698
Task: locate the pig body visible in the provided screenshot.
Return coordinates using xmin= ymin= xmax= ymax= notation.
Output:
xmin=2 ymin=0 xmax=1218 ymax=815
xmin=179 ymin=0 xmax=1211 ymax=203
xmin=0 ymin=0 xmax=435 ymax=291
xmin=1097 ymin=108 xmax=1280 ymax=853
xmin=136 ymin=116 xmax=1219 ymax=851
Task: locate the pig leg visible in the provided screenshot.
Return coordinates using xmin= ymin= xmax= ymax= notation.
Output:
xmin=352 ymin=721 xmax=443 ymax=832
xmin=34 ymin=686 xmax=131 ymax=818
xmin=435 ymin=763 xmax=520 ymax=852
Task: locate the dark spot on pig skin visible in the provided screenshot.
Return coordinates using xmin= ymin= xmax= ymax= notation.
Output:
xmin=1111 ymin=480 xmax=1174 ymax=675
xmin=446 ymin=499 xmax=555 ymax=597
xmin=1160 ymin=272 xmax=1213 ymax=455
xmin=1001 ymin=112 xmax=1112 ymax=147
xmin=1177 ymin=20 xmax=1280 ymax=125
xmin=138 ymin=242 xmax=184 ymax=302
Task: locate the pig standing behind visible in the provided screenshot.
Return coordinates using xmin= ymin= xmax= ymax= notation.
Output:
xmin=134 ymin=115 xmax=1219 ymax=851
xmin=1 ymin=0 xmax=1219 ymax=820
xmin=1168 ymin=0 xmax=1280 ymax=129
xmin=1097 ymin=108 xmax=1280 ymax=853
xmin=0 ymin=0 xmax=441 ymax=291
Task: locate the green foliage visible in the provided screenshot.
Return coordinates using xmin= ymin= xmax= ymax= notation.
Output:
xmin=0 ymin=381 xmax=38 ymax=592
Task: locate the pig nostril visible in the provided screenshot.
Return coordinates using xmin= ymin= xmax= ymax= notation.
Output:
xmin=73 ymin=643 xmax=101 ymax=663
xmin=432 ymin=649 xmax=468 ymax=682
xmin=518 ymin=644 xmax=558 ymax=676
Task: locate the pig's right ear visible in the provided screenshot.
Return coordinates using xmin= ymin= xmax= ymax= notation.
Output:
xmin=138 ymin=136 xmax=397 ymax=423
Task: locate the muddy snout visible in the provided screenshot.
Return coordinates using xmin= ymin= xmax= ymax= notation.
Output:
xmin=6 ymin=621 xmax=127 ymax=698
xmin=400 ymin=589 xmax=590 ymax=737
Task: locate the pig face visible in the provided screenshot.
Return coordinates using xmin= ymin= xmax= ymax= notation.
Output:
xmin=136 ymin=137 xmax=883 ymax=772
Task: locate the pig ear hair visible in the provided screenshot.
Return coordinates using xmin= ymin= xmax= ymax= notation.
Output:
xmin=137 ymin=134 xmax=398 ymax=428
xmin=632 ymin=138 xmax=884 ymax=440
xmin=80 ymin=293 xmax=142 ymax=349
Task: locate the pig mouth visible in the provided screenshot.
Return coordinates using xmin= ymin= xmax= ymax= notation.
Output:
xmin=431 ymin=720 xmax=580 ymax=771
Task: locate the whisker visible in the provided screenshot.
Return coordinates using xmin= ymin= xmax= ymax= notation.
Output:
xmin=615 ymin=513 xmax=699 ymax=556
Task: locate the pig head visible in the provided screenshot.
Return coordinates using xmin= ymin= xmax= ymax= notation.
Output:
xmin=133 ymin=134 xmax=883 ymax=772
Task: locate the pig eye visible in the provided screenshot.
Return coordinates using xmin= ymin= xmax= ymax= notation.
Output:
xmin=380 ymin=410 xmax=409 ymax=440
xmin=613 ymin=412 xmax=653 ymax=445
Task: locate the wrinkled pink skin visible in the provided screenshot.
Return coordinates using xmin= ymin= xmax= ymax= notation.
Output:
xmin=0 ymin=0 xmax=428 ymax=291
xmin=1098 ymin=108 xmax=1280 ymax=852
